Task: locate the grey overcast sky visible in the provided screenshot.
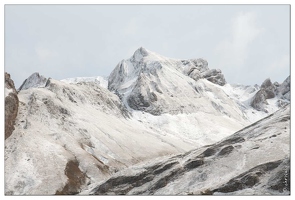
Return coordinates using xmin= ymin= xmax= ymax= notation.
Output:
xmin=5 ymin=4 xmax=290 ymax=88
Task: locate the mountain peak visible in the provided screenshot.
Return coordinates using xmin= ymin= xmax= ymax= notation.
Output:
xmin=18 ymin=72 xmax=48 ymax=91
xmin=132 ymin=47 xmax=151 ymax=61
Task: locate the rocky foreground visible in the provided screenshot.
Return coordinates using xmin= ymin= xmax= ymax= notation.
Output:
xmin=87 ymin=105 xmax=290 ymax=195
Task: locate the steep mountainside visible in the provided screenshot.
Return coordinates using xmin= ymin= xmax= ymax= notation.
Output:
xmin=88 ymin=105 xmax=290 ymax=195
xmin=5 ymin=78 xmax=195 ymax=195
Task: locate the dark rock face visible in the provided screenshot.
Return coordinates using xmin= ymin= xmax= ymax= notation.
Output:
xmin=278 ymin=76 xmax=290 ymax=100
xmin=211 ymin=159 xmax=288 ymax=194
xmin=201 ymin=69 xmax=226 ymax=86
xmin=251 ymin=77 xmax=290 ymax=111
xmin=91 ymin=159 xmax=184 ymax=195
xmin=56 ymin=159 xmax=87 ymax=195
xmin=260 ymin=78 xmax=276 ymax=99
xmin=267 ymin=159 xmax=290 ymax=193
xmin=250 ymin=90 xmax=268 ymax=111
xmin=184 ymin=159 xmax=204 ymax=170
xmin=250 ymin=78 xmax=276 ymax=111
xmin=5 ymin=72 xmax=19 ymax=140
xmin=217 ymin=145 xmax=234 ymax=156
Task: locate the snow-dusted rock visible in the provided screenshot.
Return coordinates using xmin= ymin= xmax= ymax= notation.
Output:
xmin=18 ymin=72 xmax=48 ymax=91
xmin=250 ymin=90 xmax=268 ymax=112
xmin=277 ymin=76 xmax=290 ymax=100
xmin=90 ymin=105 xmax=290 ymax=195
xmin=108 ymin=47 xmax=233 ymax=117
xmin=189 ymin=58 xmax=209 ymax=73
xmin=260 ymin=78 xmax=275 ymax=99
xmin=5 ymin=72 xmax=19 ymax=139
xmin=201 ymin=68 xmax=226 ymax=86
xmin=250 ymin=77 xmax=290 ymax=112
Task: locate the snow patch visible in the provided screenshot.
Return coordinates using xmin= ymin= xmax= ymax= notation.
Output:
xmin=61 ymin=76 xmax=108 ymax=89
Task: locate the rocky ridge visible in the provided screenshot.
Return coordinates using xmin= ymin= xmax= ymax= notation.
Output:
xmin=89 ymin=105 xmax=290 ymax=195
xmin=108 ymin=47 xmax=228 ymax=116
xmin=250 ymin=77 xmax=290 ymax=112
xmin=5 ymin=72 xmax=19 ymax=139
xmin=18 ymin=72 xmax=48 ymax=91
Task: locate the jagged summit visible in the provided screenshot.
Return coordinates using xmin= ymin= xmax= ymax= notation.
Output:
xmin=132 ymin=47 xmax=150 ymax=60
xmin=18 ymin=72 xmax=48 ymax=91
xmin=250 ymin=77 xmax=290 ymax=112
xmin=108 ymin=47 xmax=228 ymax=116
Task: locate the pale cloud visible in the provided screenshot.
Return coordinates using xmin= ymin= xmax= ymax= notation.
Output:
xmin=35 ymin=46 xmax=56 ymax=62
xmin=215 ymin=12 xmax=263 ymax=68
xmin=123 ymin=18 xmax=139 ymax=36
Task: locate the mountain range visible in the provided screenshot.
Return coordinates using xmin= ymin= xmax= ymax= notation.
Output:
xmin=4 ymin=47 xmax=290 ymax=195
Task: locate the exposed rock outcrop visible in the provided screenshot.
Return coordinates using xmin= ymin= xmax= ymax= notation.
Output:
xmin=277 ymin=76 xmax=290 ymax=100
xmin=184 ymin=58 xmax=226 ymax=86
xmin=5 ymin=72 xmax=19 ymax=139
xmin=250 ymin=90 xmax=268 ymax=111
xmin=260 ymin=78 xmax=276 ymax=99
xmin=201 ymin=69 xmax=226 ymax=86
xmin=250 ymin=77 xmax=290 ymax=112
xmin=18 ymin=72 xmax=47 ymax=91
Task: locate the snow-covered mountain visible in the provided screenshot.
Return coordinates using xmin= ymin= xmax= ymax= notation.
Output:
xmin=108 ymin=47 xmax=230 ymax=116
xmin=4 ymin=47 xmax=290 ymax=195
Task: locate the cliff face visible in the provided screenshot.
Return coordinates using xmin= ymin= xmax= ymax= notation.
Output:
xmin=5 ymin=72 xmax=19 ymax=139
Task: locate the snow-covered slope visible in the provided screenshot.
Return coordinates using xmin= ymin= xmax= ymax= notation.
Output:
xmin=61 ymin=76 xmax=108 ymax=89
xmin=5 ymin=78 xmax=195 ymax=195
xmin=89 ymin=105 xmax=290 ymax=195
xmin=107 ymin=47 xmax=253 ymax=144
